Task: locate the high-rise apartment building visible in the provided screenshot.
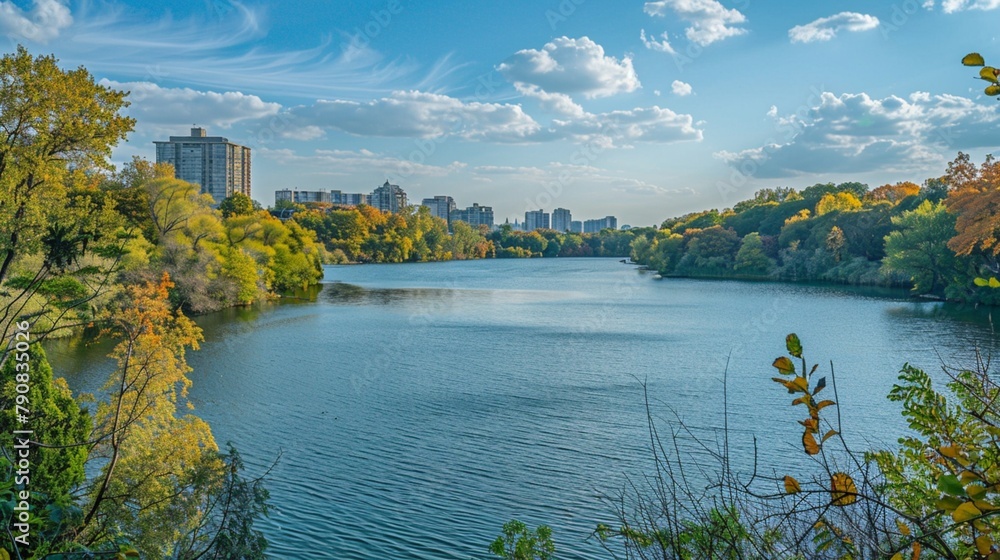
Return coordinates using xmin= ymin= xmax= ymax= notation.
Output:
xmin=370 ymin=181 xmax=408 ymax=213
xmin=155 ymin=127 xmax=251 ymax=202
xmin=421 ymin=195 xmax=456 ymax=224
xmin=451 ymin=203 xmax=494 ymax=230
xmin=524 ymin=210 xmax=550 ymax=231
xmin=552 ymin=208 xmax=572 ymax=232
xmin=275 ymin=189 xmax=332 ymax=204
xmin=570 ymin=221 xmax=583 ymax=234
xmin=583 ymin=216 xmax=618 ymax=233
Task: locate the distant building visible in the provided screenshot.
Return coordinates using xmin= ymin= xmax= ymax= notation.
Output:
xmin=552 ymin=208 xmax=572 ymax=232
xmin=570 ymin=221 xmax=583 ymax=234
xmin=524 ymin=209 xmax=550 ymax=231
xmin=155 ymin=127 xmax=251 ymax=202
xmin=583 ymin=216 xmax=618 ymax=233
xmin=370 ymin=181 xmax=407 ymax=213
xmin=332 ymin=191 xmax=370 ymax=206
xmin=421 ymin=195 xmax=456 ymax=224
xmin=275 ymin=189 xmax=332 ymax=205
xmin=452 ymin=203 xmax=494 ymax=230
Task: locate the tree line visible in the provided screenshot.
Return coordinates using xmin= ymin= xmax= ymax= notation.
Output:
xmin=285 ymin=202 xmax=641 ymax=263
xmin=627 ymin=154 xmax=1000 ymax=305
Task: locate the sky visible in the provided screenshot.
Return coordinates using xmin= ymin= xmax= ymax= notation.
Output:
xmin=2 ymin=0 xmax=1000 ymax=226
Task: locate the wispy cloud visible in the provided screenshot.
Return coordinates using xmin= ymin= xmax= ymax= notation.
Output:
xmin=35 ymin=1 xmax=458 ymax=100
xmin=789 ymin=12 xmax=879 ymax=44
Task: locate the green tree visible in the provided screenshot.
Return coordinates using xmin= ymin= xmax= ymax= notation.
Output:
xmin=733 ymin=232 xmax=774 ymax=275
xmin=489 ymin=520 xmax=555 ymax=560
xmin=0 ymin=344 xmax=90 ymax=503
xmin=882 ymin=200 xmax=960 ymax=295
xmin=218 ymin=193 xmax=259 ymax=218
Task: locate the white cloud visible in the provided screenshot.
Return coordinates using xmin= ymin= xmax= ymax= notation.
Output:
xmin=101 ymin=80 xmax=282 ymax=132
xmin=498 ymin=36 xmax=640 ymax=98
xmin=287 ymin=91 xmax=541 ymax=142
xmin=640 ymin=29 xmax=675 ymax=53
xmin=643 ymin=0 xmax=747 ymax=46
xmin=284 ymin=90 xmax=702 ymax=148
xmin=671 ymin=80 xmax=693 ymax=96
xmin=941 ymin=0 xmax=1000 ymax=11
xmin=548 ymin=106 xmax=703 ymax=146
xmin=716 ymin=90 xmax=1000 ymax=178
xmin=0 ymin=0 xmax=71 ymax=43
xmin=514 ymin=83 xmax=586 ymax=118
xmin=788 ymin=12 xmax=880 ymax=43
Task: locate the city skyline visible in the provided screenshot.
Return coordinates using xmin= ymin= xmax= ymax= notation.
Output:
xmin=6 ymin=1 xmax=1000 ymax=226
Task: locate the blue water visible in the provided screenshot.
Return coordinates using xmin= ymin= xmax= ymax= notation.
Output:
xmin=46 ymin=258 xmax=999 ymax=559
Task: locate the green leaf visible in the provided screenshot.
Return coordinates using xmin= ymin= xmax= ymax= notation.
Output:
xmin=963 ymin=52 xmax=986 ymax=66
xmin=938 ymin=474 xmax=967 ymax=497
xmin=786 ymin=333 xmax=803 ymax=358
xmin=773 ymin=356 xmax=795 ymax=375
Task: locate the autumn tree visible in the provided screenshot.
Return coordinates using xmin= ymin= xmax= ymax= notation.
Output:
xmin=0 ymin=46 xmax=134 ymax=357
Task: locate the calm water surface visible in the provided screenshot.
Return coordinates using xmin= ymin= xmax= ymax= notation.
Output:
xmin=47 ymin=258 xmax=999 ymax=559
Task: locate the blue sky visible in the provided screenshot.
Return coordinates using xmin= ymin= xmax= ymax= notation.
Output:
xmin=3 ymin=0 xmax=1000 ymax=226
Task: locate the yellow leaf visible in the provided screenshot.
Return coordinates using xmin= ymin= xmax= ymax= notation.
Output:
xmin=986 ymin=84 xmax=1000 ymax=96
xmin=964 ymin=52 xmax=986 ymax=66
xmin=939 ymin=444 xmax=961 ymax=458
xmin=791 ymin=376 xmax=808 ymax=393
xmin=973 ymin=499 xmax=997 ymax=512
xmin=822 ymin=429 xmax=839 ymax=442
xmin=830 ymin=472 xmax=857 ymax=506
xmin=912 ymin=542 xmax=921 ymax=560
xmin=816 ymin=399 xmax=836 ymax=411
xmin=896 ymin=519 xmax=911 ymax=536
xmin=890 ymin=554 xmax=903 ymax=560
xmin=792 ymin=394 xmax=811 ymax=406
xmin=784 ymin=475 xmax=801 ymax=494
xmin=959 ymin=470 xmax=981 ymax=484
xmin=951 ymin=501 xmax=982 ymax=523
xmin=803 ymin=431 xmax=821 ymax=455
xmin=967 ymin=483 xmax=988 ymax=500
xmin=936 ymin=495 xmax=963 ymax=512
xmin=799 ymin=418 xmax=819 ymax=433
xmin=981 ymin=67 xmax=1000 ymax=83
xmin=0 ymin=549 xmax=8 ymax=560
xmin=773 ymin=356 xmax=795 ymax=375
xmin=977 ymin=534 xmax=993 ymax=556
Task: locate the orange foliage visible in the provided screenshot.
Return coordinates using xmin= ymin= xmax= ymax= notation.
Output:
xmin=945 ymin=153 xmax=1000 ymax=256
xmin=868 ymin=181 xmax=920 ymax=204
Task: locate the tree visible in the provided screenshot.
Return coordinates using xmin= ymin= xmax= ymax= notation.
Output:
xmin=882 ymin=200 xmax=961 ymax=295
xmin=945 ymin=153 xmax=1000 ymax=257
xmin=815 ymin=192 xmax=862 ymax=216
xmin=0 ymin=344 xmax=90 ymax=504
xmin=0 ymin=46 xmax=134 ymax=359
xmin=218 ymin=193 xmax=259 ymax=218
xmin=867 ymin=182 xmax=920 ymax=205
xmin=81 ymin=273 xmax=217 ymax=557
xmin=733 ymin=232 xmax=774 ymax=275
xmin=489 ymin=520 xmax=555 ymax=560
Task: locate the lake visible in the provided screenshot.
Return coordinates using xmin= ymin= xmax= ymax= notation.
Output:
xmin=46 ymin=258 xmax=999 ymax=559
